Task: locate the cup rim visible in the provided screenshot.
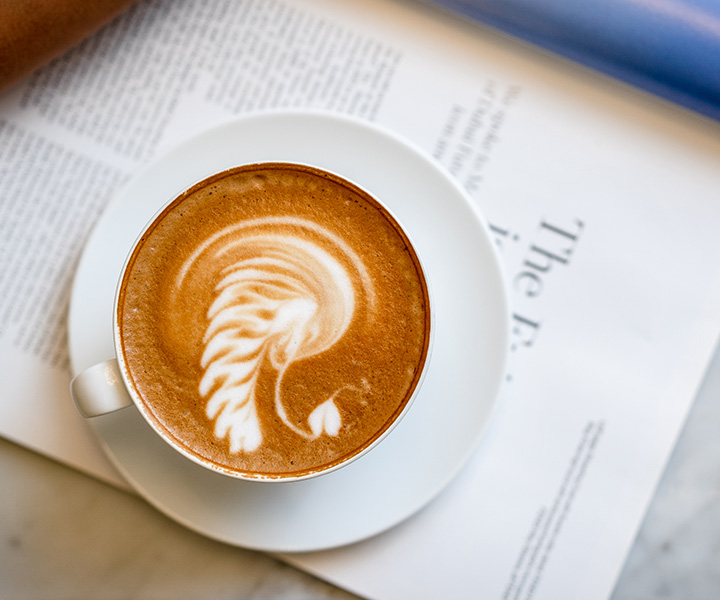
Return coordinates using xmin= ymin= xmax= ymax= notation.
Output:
xmin=111 ymin=161 xmax=434 ymax=482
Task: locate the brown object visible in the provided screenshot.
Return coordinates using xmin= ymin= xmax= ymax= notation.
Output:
xmin=0 ymin=0 xmax=137 ymax=93
xmin=117 ymin=163 xmax=432 ymax=480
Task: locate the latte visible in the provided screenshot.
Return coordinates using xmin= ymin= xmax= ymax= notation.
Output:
xmin=116 ymin=163 xmax=431 ymax=480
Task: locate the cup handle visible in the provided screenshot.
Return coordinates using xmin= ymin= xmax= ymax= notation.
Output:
xmin=71 ymin=359 xmax=133 ymax=418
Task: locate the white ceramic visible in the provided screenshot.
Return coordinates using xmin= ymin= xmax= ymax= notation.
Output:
xmin=70 ymin=161 xmax=435 ymax=483
xmin=68 ymin=110 xmax=508 ymax=552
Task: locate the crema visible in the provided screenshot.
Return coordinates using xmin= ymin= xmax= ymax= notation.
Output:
xmin=116 ymin=163 xmax=431 ymax=479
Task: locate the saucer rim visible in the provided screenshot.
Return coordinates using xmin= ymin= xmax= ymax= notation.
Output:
xmin=68 ymin=109 xmax=509 ymax=552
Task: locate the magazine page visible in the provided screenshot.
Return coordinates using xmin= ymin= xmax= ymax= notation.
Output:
xmin=2 ymin=1 xmax=720 ymax=598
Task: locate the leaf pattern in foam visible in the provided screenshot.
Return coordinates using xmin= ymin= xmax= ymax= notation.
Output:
xmin=195 ymin=220 xmax=373 ymax=454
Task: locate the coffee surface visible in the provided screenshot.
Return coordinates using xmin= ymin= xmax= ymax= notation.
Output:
xmin=117 ymin=163 xmax=431 ymax=479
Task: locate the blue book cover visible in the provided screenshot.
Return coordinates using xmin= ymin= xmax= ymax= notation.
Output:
xmin=430 ymin=0 xmax=720 ymax=121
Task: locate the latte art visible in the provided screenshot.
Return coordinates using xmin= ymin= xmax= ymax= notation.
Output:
xmin=117 ymin=163 xmax=431 ymax=479
xmin=175 ymin=217 xmax=375 ymax=453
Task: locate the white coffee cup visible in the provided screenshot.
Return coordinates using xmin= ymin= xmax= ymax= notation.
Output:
xmin=71 ymin=162 xmax=433 ymax=483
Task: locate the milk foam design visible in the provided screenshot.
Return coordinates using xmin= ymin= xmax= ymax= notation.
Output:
xmin=177 ymin=217 xmax=375 ymax=453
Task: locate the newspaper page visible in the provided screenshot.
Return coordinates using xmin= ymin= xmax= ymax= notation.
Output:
xmin=2 ymin=1 xmax=720 ymax=599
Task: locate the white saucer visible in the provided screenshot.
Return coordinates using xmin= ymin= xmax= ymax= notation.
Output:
xmin=68 ymin=110 xmax=508 ymax=552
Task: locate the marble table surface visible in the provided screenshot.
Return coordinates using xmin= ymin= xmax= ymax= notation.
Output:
xmin=3 ymin=342 xmax=720 ymax=600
